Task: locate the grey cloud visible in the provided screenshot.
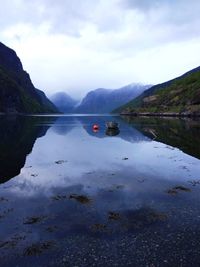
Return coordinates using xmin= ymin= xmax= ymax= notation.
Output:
xmin=0 ymin=0 xmax=95 ymax=36
xmin=121 ymin=0 xmax=200 ymax=26
xmin=0 ymin=0 xmax=200 ymax=97
xmin=121 ymin=0 xmax=161 ymax=11
xmin=1 ymin=0 xmax=200 ymax=38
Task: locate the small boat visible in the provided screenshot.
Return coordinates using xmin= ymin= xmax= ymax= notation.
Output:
xmin=106 ymin=121 xmax=119 ymax=129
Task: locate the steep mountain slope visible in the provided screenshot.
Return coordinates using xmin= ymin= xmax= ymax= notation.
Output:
xmin=75 ymin=84 xmax=151 ymax=113
xmin=115 ymin=66 xmax=200 ymax=116
xmin=0 ymin=42 xmax=58 ymax=113
xmin=50 ymin=92 xmax=78 ymax=113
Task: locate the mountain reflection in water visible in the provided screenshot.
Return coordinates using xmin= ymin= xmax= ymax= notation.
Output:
xmin=0 ymin=115 xmax=200 ymax=185
xmin=0 ymin=115 xmax=200 ymax=267
xmin=121 ymin=116 xmax=200 ymax=160
xmin=0 ymin=115 xmax=56 ymax=183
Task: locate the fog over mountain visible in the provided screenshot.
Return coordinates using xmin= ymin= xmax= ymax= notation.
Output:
xmin=50 ymin=92 xmax=78 ymax=113
xmin=75 ymin=84 xmax=151 ymax=113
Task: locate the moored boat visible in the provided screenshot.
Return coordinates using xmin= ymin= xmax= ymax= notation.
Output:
xmin=106 ymin=121 xmax=119 ymax=129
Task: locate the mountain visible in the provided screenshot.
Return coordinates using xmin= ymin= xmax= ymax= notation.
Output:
xmin=50 ymin=92 xmax=78 ymax=113
xmin=0 ymin=42 xmax=58 ymax=113
xmin=115 ymin=66 xmax=200 ymax=116
xmin=75 ymin=84 xmax=151 ymax=113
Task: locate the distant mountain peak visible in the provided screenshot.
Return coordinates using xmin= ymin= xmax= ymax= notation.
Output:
xmin=50 ymin=91 xmax=78 ymax=113
xmin=75 ymin=84 xmax=152 ymax=114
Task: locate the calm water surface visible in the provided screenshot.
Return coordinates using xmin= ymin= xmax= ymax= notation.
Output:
xmin=0 ymin=115 xmax=200 ymax=267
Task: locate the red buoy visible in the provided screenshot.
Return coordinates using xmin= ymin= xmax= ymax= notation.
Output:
xmin=92 ymin=124 xmax=99 ymax=132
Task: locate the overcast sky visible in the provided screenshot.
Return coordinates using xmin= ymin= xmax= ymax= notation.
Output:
xmin=0 ymin=0 xmax=200 ymax=99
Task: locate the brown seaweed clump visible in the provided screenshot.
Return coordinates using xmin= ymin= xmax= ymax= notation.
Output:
xmin=108 ymin=211 xmax=121 ymax=220
xmin=23 ymin=216 xmax=46 ymax=225
xmin=173 ymin=186 xmax=191 ymax=192
xmin=123 ymin=208 xmax=167 ymax=230
xmin=0 ymin=235 xmax=26 ymax=249
xmin=24 ymin=241 xmax=54 ymax=256
xmin=167 ymin=185 xmax=191 ymax=195
xmin=69 ymin=194 xmax=91 ymax=204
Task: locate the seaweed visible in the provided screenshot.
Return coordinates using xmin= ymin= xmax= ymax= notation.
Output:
xmin=123 ymin=208 xmax=167 ymax=230
xmin=51 ymin=195 xmax=67 ymax=201
xmin=173 ymin=186 xmax=191 ymax=192
xmin=167 ymin=185 xmax=191 ymax=195
xmin=30 ymin=174 xmax=38 ymax=177
xmin=69 ymin=194 xmax=91 ymax=204
xmin=23 ymin=216 xmax=46 ymax=225
xmin=108 ymin=211 xmax=121 ymax=220
xmin=24 ymin=241 xmax=54 ymax=256
xmin=55 ymin=160 xmax=67 ymax=164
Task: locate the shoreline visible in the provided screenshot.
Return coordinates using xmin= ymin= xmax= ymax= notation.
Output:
xmin=120 ymin=112 xmax=200 ymax=118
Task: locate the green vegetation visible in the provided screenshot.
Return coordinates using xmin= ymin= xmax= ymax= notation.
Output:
xmin=0 ymin=65 xmax=57 ymax=113
xmin=114 ymin=66 xmax=200 ymax=116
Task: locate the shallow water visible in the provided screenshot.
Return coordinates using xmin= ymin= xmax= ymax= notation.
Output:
xmin=0 ymin=115 xmax=200 ymax=266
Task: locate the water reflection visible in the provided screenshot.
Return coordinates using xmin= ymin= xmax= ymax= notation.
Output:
xmin=78 ymin=115 xmax=149 ymax=142
xmin=0 ymin=115 xmax=200 ymax=266
xmin=121 ymin=116 xmax=200 ymax=159
xmin=0 ymin=115 xmax=55 ymax=184
xmin=51 ymin=116 xmax=77 ymax=135
xmin=105 ymin=128 xmax=120 ymax=136
xmin=0 ymin=115 xmax=200 ymax=186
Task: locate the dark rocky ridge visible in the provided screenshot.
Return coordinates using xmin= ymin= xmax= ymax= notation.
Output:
xmin=0 ymin=42 xmax=58 ymax=113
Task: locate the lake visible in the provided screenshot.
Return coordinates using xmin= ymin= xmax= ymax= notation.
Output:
xmin=0 ymin=115 xmax=200 ymax=267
